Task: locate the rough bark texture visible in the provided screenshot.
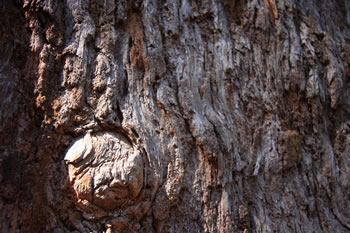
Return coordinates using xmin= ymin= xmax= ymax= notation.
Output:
xmin=1 ymin=0 xmax=350 ymax=232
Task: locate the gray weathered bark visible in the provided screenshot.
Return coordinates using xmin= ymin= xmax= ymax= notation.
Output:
xmin=1 ymin=0 xmax=350 ymax=232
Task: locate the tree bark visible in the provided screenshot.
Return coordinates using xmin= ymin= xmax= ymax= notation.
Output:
xmin=1 ymin=0 xmax=350 ymax=232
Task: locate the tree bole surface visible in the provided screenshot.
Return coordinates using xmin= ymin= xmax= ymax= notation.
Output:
xmin=1 ymin=0 xmax=350 ymax=232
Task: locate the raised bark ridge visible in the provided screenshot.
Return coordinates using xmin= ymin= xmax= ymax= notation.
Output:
xmin=0 ymin=0 xmax=350 ymax=233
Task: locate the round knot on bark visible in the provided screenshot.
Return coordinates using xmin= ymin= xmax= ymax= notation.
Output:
xmin=64 ymin=131 xmax=144 ymax=211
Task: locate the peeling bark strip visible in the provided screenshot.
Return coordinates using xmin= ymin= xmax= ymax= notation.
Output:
xmin=1 ymin=0 xmax=350 ymax=233
xmin=264 ymin=0 xmax=278 ymax=25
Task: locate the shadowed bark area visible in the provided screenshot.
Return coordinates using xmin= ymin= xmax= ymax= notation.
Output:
xmin=1 ymin=0 xmax=350 ymax=232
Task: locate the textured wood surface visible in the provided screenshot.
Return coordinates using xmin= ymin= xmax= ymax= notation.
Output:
xmin=1 ymin=0 xmax=350 ymax=232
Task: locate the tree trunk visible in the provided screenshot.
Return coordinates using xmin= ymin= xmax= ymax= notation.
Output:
xmin=1 ymin=0 xmax=350 ymax=232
